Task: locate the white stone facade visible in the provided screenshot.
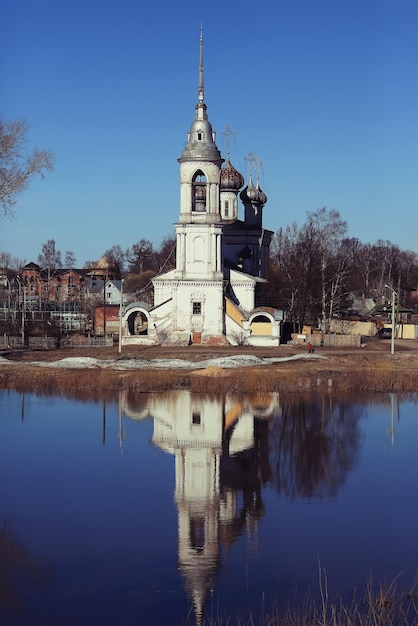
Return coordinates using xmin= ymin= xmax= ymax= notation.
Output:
xmin=121 ymin=30 xmax=283 ymax=347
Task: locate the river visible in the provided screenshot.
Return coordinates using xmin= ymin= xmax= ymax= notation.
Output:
xmin=0 ymin=389 xmax=417 ymax=625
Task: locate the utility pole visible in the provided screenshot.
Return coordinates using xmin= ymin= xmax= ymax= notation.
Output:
xmin=16 ymin=276 xmax=25 ymax=346
xmin=385 ymin=284 xmax=396 ymax=356
xmin=118 ymin=279 xmax=124 ymax=354
xmin=103 ymin=272 xmax=107 ymax=338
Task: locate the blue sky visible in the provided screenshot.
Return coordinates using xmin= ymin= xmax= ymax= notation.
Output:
xmin=2 ymin=0 xmax=418 ymax=267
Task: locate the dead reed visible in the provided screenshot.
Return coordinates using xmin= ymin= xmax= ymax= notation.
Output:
xmin=2 ymin=361 xmax=418 ymax=396
xmin=0 ymin=364 xmax=189 ymax=395
xmin=199 ymin=571 xmax=418 ymax=626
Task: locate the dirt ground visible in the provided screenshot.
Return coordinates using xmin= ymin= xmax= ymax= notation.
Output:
xmin=1 ymin=337 xmax=418 ymax=394
xmin=2 ymin=336 xmax=418 ymax=375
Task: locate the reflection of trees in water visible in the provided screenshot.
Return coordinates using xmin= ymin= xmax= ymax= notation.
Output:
xmin=0 ymin=519 xmax=49 ymax=614
xmin=268 ymin=395 xmax=362 ymax=500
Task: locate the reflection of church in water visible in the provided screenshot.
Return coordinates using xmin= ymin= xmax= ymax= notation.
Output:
xmin=120 ymin=390 xmax=277 ymax=625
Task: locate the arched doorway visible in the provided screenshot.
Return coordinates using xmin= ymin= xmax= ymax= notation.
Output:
xmin=128 ymin=310 xmax=148 ymax=336
xmin=123 ymin=303 xmax=151 ymax=337
xmin=249 ymin=314 xmax=273 ymax=337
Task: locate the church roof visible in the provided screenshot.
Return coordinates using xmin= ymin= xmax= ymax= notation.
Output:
xmin=223 ymin=218 xmax=274 ymax=235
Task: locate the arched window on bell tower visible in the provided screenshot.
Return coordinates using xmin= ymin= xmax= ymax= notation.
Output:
xmin=192 ymin=170 xmax=207 ymax=212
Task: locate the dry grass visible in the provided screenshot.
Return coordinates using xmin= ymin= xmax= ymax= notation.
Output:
xmin=1 ymin=361 xmax=418 ymax=396
xmin=200 ymin=571 xmax=418 ymax=626
xmin=0 ymin=365 xmax=188 ymax=395
xmin=1 ymin=340 xmax=418 ymax=395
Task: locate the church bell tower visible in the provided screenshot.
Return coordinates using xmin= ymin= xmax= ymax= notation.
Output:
xmin=160 ymin=24 xmax=226 ymax=344
xmin=175 ymin=24 xmax=224 ymax=282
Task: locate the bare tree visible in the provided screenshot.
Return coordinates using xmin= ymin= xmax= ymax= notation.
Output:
xmin=349 ymin=240 xmax=379 ymax=296
xmin=38 ymin=239 xmax=62 ymax=270
xmin=0 ymin=251 xmax=12 ymax=269
xmin=398 ymin=249 xmax=418 ymax=291
xmin=10 ymin=257 xmax=26 ymax=272
xmin=64 ymin=251 xmax=76 ymax=269
xmin=327 ymin=238 xmax=353 ymax=321
xmin=0 ymin=117 xmax=54 ymax=217
xmin=271 ymin=209 xmax=349 ymax=332
xmin=154 ymin=234 xmax=176 ymax=274
xmin=126 ymin=239 xmax=155 ymax=274
xmin=306 ymin=208 xmax=347 ymax=332
xmin=103 ymin=245 xmax=125 ymax=274
xmin=271 ymin=222 xmax=317 ymax=331
xmin=373 ymin=240 xmax=401 ymax=296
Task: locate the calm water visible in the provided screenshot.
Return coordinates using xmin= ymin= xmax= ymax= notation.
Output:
xmin=0 ymin=389 xmax=417 ymax=625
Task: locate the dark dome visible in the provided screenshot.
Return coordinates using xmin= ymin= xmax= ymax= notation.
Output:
xmin=256 ymin=182 xmax=268 ymax=205
xmin=240 ymin=177 xmax=259 ymax=203
xmin=240 ymin=177 xmax=267 ymax=205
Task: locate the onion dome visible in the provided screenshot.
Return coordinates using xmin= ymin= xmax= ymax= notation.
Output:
xmin=256 ymin=181 xmax=268 ymax=206
xmin=239 ymin=176 xmax=259 ymax=203
xmin=220 ymin=158 xmax=244 ymax=191
xmin=240 ymin=176 xmax=268 ymax=206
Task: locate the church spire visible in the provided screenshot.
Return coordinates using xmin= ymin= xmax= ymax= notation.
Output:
xmin=179 ymin=24 xmax=223 ymax=165
xmin=198 ymin=21 xmax=204 ymax=104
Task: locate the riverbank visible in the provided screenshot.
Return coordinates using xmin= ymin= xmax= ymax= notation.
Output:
xmin=1 ymin=338 xmax=418 ymax=395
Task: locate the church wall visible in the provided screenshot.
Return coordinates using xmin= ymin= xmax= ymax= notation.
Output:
xmin=147 ymin=297 xmax=176 ymax=343
xmin=220 ymin=190 xmax=238 ymax=222
xmin=223 ymin=229 xmax=267 ymax=278
xmin=174 ymin=223 xmax=222 ymax=279
xmin=173 ymin=281 xmax=224 ymax=339
xmin=152 ymin=272 xmax=176 ymax=306
xmin=182 ymin=226 xmax=222 ymax=278
xmin=151 ymin=279 xmax=227 ymax=344
xmin=228 ymin=273 xmax=256 ymax=311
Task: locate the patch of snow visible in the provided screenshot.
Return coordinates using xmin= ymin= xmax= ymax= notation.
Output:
xmin=0 ymin=352 xmax=326 ymax=370
xmin=34 ymin=357 xmax=102 ymax=368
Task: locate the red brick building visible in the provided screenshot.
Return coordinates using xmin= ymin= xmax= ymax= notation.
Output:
xmin=21 ymin=262 xmax=120 ymax=305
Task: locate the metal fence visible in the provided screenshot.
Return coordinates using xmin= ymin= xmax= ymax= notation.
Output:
xmin=0 ymin=335 xmax=114 ymax=350
xmin=60 ymin=336 xmax=113 ymax=348
xmin=0 ymin=336 xmax=23 ymax=348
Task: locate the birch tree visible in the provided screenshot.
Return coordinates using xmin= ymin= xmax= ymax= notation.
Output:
xmin=0 ymin=118 xmax=54 ymax=217
xmin=306 ymin=208 xmax=347 ymax=332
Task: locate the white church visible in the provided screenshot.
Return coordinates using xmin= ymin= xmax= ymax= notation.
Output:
xmin=122 ymin=28 xmax=283 ymax=347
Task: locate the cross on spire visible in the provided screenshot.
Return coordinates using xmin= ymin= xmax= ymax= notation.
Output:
xmin=245 ymin=151 xmax=256 ymax=178
xmin=221 ymin=125 xmax=235 ymax=159
xmin=245 ymin=152 xmax=264 ymax=181
xmin=254 ymin=156 xmax=264 ymax=183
